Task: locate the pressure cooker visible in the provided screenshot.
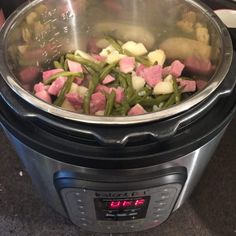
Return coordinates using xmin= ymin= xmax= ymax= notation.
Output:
xmin=0 ymin=0 xmax=235 ymax=233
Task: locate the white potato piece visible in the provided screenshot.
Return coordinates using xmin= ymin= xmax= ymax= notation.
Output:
xmin=94 ymin=22 xmax=155 ymax=49
xmin=153 ymin=81 xmax=174 ymax=95
xmin=77 ymin=86 xmax=88 ymax=98
xmin=69 ymin=83 xmax=79 ymax=93
xmin=74 ymin=49 xmax=97 ymax=62
xmin=95 ymin=110 xmax=105 ymax=116
xmin=99 ymin=45 xmax=116 ymax=57
xmin=159 ymin=37 xmax=212 ymax=60
xmin=132 ymin=75 xmax=146 ymax=91
xmin=122 ymin=41 xmax=147 ymax=56
xmin=164 ymin=75 xmax=174 ymax=84
xmin=148 ymin=49 xmax=166 ymax=66
xmin=106 ymin=50 xmax=125 ymax=64
xmin=61 ymin=99 xmax=76 ymax=112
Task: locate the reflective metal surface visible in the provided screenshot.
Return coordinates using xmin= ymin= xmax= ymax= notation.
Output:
xmin=2 ymin=126 xmax=227 ymax=230
xmin=0 ymin=0 xmax=233 ymax=124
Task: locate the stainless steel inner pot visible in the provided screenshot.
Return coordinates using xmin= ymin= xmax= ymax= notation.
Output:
xmin=0 ymin=0 xmax=233 ymax=124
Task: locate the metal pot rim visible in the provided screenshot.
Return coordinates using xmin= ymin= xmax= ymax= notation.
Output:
xmin=0 ymin=0 xmax=233 ymax=125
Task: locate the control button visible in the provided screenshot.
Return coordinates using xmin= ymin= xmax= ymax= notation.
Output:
xmin=129 ymin=212 xmax=138 ymax=216
xmin=106 ymin=226 xmax=112 ymax=230
xmin=82 ymin=223 xmax=88 ymax=226
xmin=117 ymin=213 xmax=127 ymax=217
xmin=153 ymin=214 xmax=161 ymax=218
xmin=161 ymin=194 xmax=170 ymax=200
xmin=78 ymin=205 xmax=84 ymax=209
xmin=75 ymin=192 xmax=80 ymax=196
xmin=81 ymin=218 xmax=86 ymax=221
xmin=130 ymin=225 xmax=135 ymax=229
xmin=77 ymin=199 xmax=82 ymax=203
xmin=105 ymin=213 xmax=116 ymax=217
xmin=80 ymin=211 xmax=86 ymax=215
xmin=153 ymin=219 xmax=159 ymax=223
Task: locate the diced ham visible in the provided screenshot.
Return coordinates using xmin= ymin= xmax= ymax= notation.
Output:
xmin=35 ymin=90 xmax=52 ymax=104
xmin=136 ymin=64 xmax=146 ymax=77
xmin=34 ymin=82 xmax=49 ymax=93
xmin=142 ymin=65 xmax=163 ymax=87
xmin=48 ymin=77 xmax=67 ymax=96
xmin=113 ymin=87 xmax=125 ymax=103
xmin=68 ymin=60 xmax=83 ymax=73
xmin=19 ymin=66 xmax=40 ymax=84
xmin=170 ymin=60 xmax=185 ymax=77
xmin=177 ymin=78 xmax=196 ymax=92
xmin=65 ymin=92 xmax=83 ymax=108
xmin=90 ymin=92 xmax=106 ymax=114
xmin=75 ymin=77 xmax=83 ymax=85
xmin=96 ymin=84 xmax=112 ymax=94
xmin=119 ymin=57 xmax=135 ymax=73
xmin=102 ymin=75 xmax=115 ymax=85
xmin=128 ymin=104 xmax=147 ymax=116
xmin=162 ymin=66 xmax=171 ymax=77
xmin=196 ymin=79 xmax=208 ymax=90
xmin=43 ymin=68 xmax=63 ymax=82
xmin=92 ymin=54 xmax=106 ymax=62
xmin=185 ymin=56 xmax=213 ymax=75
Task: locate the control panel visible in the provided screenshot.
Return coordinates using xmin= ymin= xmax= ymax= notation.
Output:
xmin=54 ymin=167 xmax=186 ymax=233
xmin=59 ymin=184 xmax=182 ymax=233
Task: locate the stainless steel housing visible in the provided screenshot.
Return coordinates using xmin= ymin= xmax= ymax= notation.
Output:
xmin=0 ymin=0 xmax=233 ymax=124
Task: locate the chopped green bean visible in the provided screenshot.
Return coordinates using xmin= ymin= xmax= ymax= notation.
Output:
xmin=83 ymin=74 xmax=99 ymax=114
xmin=53 ymin=61 xmax=63 ymax=69
xmin=173 ymin=78 xmax=181 ymax=104
xmin=105 ymin=90 xmax=116 ymax=116
xmin=100 ymin=63 xmax=117 ymax=82
xmin=60 ymin=55 xmax=65 ymax=66
xmin=66 ymin=54 xmax=102 ymax=72
xmin=44 ymin=71 xmax=84 ymax=85
xmin=105 ymin=36 xmax=123 ymax=53
xmin=162 ymin=93 xmax=176 ymax=109
xmin=123 ymin=49 xmax=151 ymax=66
xmin=54 ymin=76 xmax=74 ymax=106
xmin=139 ymin=94 xmax=171 ymax=107
xmin=63 ymin=59 xmax=69 ymax=71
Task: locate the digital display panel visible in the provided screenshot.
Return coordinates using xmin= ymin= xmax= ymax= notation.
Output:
xmin=94 ymin=196 xmax=150 ymax=221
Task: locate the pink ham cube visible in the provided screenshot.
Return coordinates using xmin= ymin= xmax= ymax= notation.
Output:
xmin=48 ymin=77 xmax=67 ymax=96
xmin=170 ymin=60 xmax=185 ymax=77
xmin=19 ymin=66 xmax=40 ymax=84
xmin=90 ymin=92 xmax=106 ymax=114
xmin=67 ymin=60 xmax=83 ymax=73
xmin=119 ymin=57 xmax=135 ymax=73
xmin=96 ymin=84 xmax=112 ymax=94
xmin=34 ymin=82 xmax=48 ymax=93
xmin=142 ymin=65 xmax=163 ymax=87
xmin=35 ymin=90 xmax=52 ymax=104
xmin=128 ymin=104 xmax=147 ymax=116
xmin=43 ymin=68 xmax=64 ymax=82
xmin=112 ymin=87 xmax=125 ymax=104
xmin=136 ymin=64 xmax=146 ymax=77
xmin=177 ymin=79 xmax=196 ymax=93
xmin=102 ymin=75 xmax=116 ymax=85
xmin=185 ymin=56 xmax=213 ymax=75
xmin=65 ymin=92 xmax=83 ymax=108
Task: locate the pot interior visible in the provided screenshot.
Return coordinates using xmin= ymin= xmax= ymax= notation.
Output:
xmin=0 ymin=0 xmax=233 ymax=124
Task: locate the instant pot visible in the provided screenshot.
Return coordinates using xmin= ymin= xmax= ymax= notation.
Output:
xmin=0 ymin=0 xmax=236 ymax=233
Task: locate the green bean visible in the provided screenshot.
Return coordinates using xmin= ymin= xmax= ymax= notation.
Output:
xmin=83 ymin=74 xmax=99 ymax=114
xmin=44 ymin=71 xmax=84 ymax=85
xmin=123 ymin=49 xmax=151 ymax=66
xmin=66 ymin=54 xmax=102 ymax=72
xmin=105 ymin=90 xmax=116 ymax=116
xmin=173 ymin=78 xmax=181 ymax=104
xmin=54 ymin=76 xmax=74 ymax=107
xmin=53 ymin=61 xmax=63 ymax=69
xmin=162 ymin=93 xmax=176 ymax=109
xmin=126 ymin=75 xmax=135 ymax=100
xmin=114 ymin=101 xmax=130 ymax=116
xmin=100 ymin=63 xmax=117 ymax=82
xmin=63 ymin=59 xmax=69 ymax=71
xmin=105 ymin=36 xmax=123 ymax=53
xmin=139 ymin=94 xmax=171 ymax=107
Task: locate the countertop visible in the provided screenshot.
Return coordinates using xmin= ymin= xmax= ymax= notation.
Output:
xmin=0 ymin=117 xmax=235 ymax=236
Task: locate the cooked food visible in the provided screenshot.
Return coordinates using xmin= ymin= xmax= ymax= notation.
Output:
xmin=33 ymin=36 xmax=201 ymax=116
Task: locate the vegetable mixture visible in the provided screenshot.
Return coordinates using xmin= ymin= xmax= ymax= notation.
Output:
xmin=33 ymin=37 xmax=198 ymax=116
